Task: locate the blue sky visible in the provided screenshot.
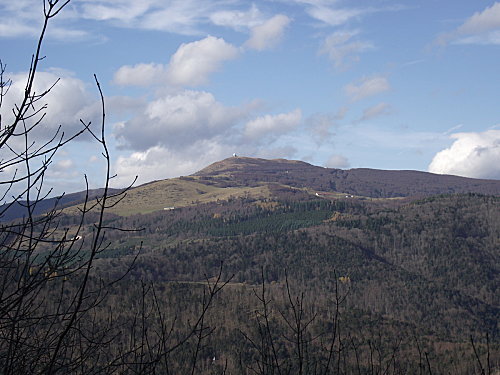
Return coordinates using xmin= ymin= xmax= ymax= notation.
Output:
xmin=1 ymin=0 xmax=499 ymax=194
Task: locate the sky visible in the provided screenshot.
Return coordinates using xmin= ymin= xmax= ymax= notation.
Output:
xmin=1 ymin=0 xmax=499 ymax=195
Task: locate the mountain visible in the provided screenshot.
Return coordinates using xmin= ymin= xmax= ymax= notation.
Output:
xmin=6 ymin=156 xmax=499 ymax=373
xmin=61 ymin=156 xmax=500 ymax=217
xmin=194 ymin=156 xmax=500 ymax=197
xmin=5 ymin=157 xmax=498 ymax=221
xmin=76 ymin=159 xmax=497 ymax=373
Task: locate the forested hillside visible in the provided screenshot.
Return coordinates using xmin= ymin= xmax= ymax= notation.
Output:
xmin=3 ymin=157 xmax=499 ymax=373
xmin=45 ymin=159 xmax=500 ymax=374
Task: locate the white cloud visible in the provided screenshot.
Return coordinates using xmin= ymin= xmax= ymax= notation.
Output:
xmin=306 ymin=113 xmax=341 ymax=144
xmin=46 ymin=159 xmax=75 ymax=179
xmin=454 ymin=31 xmax=500 ymax=45
xmin=81 ymin=0 xmax=286 ymax=36
xmin=210 ymin=4 xmax=264 ymax=30
xmin=428 ymin=130 xmax=500 ymax=179
xmin=325 ymin=154 xmax=350 ymax=169
xmin=3 ymin=0 xmax=259 ymax=39
xmin=359 ymin=102 xmax=391 ymax=122
xmin=140 ymin=2 xmax=210 ymax=34
xmin=48 ymin=26 xmax=91 ymax=41
xmin=112 ymin=135 xmax=298 ymax=187
xmin=290 ymin=0 xmax=409 ymax=27
xmin=457 ymin=2 xmax=500 ymax=35
xmin=344 ymin=75 xmax=390 ymax=102
xmin=112 ymin=141 xmax=228 ymax=187
xmin=42 ymin=157 xmax=83 ymax=194
xmin=167 ymin=36 xmax=239 ymax=86
xmin=0 ymin=0 xmax=89 ymax=40
xmin=111 ymin=88 xmax=304 ymax=186
xmin=80 ymin=0 xmax=221 ymax=35
xmin=245 ymin=14 xmax=291 ymax=51
xmin=113 ymin=63 xmax=167 ymax=86
xmin=319 ymin=30 xmax=373 ymax=69
xmin=105 ymin=95 xmax=147 ymax=118
xmin=113 ymin=36 xmax=238 ymax=87
xmin=56 ymin=159 xmax=74 ymax=169
xmin=244 ymin=109 xmax=302 ymax=140
xmin=0 ymin=19 xmax=38 ymax=38
xmin=80 ymin=0 xmax=152 ymax=22
xmin=0 ymin=70 xmax=99 ymax=144
xmin=436 ymin=2 xmax=500 ymax=46
xmin=287 ymin=0 xmax=373 ymax=26
xmin=112 ymin=134 xmax=301 ymax=187
xmin=115 ymin=90 xmax=252 ymax=150
xmin=307 ymin=5 xmax=366 ymax=26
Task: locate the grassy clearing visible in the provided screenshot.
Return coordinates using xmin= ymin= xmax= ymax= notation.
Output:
xmin=63 ymin=178 xmax=273 ymax=217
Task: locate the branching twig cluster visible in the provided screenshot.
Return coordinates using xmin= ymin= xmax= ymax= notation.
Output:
xmin=0 ymin=1 xmax=231 ymax=374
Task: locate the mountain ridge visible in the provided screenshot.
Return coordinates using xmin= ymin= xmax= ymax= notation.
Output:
xmin=11 ymin=157 xmax=498 ymax=372
xmin=2 ymin=156 xmax=499 ymax=220
xmin=191 ymin=156 xmax=500 ymax=197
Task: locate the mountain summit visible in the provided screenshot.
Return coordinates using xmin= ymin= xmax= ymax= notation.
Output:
xmin=3 ymin=157 xmax=499 ymax=220
xmin=194 ymin=156 xmax=313 ymax=176
xmin=193 ymin=156 xmax=500 ymax=198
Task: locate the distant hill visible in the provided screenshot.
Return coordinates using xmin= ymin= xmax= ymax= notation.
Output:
xmin=0 ymin=188 xmax=121 ymax=222
xmin=3 ymin=157 xmax=499 ymax=220
xmin=194 ymin=156 xmax=500 ymax=197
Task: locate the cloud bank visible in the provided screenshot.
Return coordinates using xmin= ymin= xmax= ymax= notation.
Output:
xmin=244 ymin=109 xmax=302 ymax=140
xmin=428 ymin=130 xmax=500 ymax=179
xmin=0 ymin=70 xmax=99 ymax=143
xmin=114 ymin=90 xmax=251 ymax=151
xmin=111 ymin=87 xmax=303 ymax=185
